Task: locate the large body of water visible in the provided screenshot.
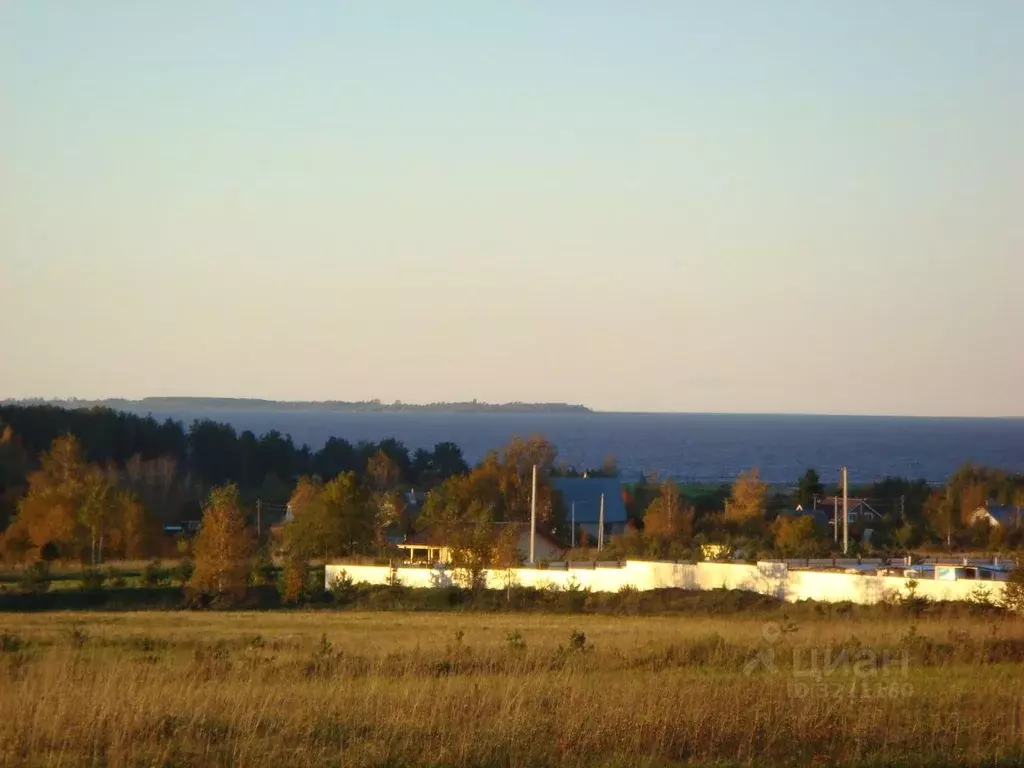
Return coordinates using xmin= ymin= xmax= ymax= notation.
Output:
xmin=127 ymin=409 xmax=1024 ymax=485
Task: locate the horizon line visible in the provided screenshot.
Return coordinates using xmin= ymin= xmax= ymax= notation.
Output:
xmin=2 ymin=395 xmax=1022 ymax=421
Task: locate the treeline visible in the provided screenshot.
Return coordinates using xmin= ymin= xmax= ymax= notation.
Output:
xmin=0 ymin=405 xmax=565 ymax=568
xmin=600 ymin=467 xmax=1024 ymax=561
xmin=2 ymin=405 xmax=1024 ymax=574
xmin=0 ymin=403 xmax=469 ymax=511
xmin=0 ymin=404 xmax=473 ymax=564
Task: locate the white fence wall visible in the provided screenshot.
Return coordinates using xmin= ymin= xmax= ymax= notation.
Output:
xmin=326 ymin=561 xmax=1005 ymax=605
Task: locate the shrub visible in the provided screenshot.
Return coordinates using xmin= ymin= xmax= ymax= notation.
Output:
xmin=19 ymin=560 xmax=51 ymax=594
xmin=506 ymin=629 xmax=527 ymax=652
xmin=140 ymin=559 xmax=168 ymax=588
xmin=304 ymin=633 xmax=341 ymax=678
xmin=250 ymin=549 xmax=276 ymax=586
xmin=173 ymin=559 xmax=194 ymax=588
xmin=79 ymin=567 xmax=107 ymax=591
xmin=306 ymin=564 xmax=327 ymax=602
xmin=0 ymin=631 xmax=26 ymax=652
xmin=561 ymin=576 xmax=590 ymax=613
xmin=107 ymin=569 xmax=128 ymax=589
xmin=1002 ymin=568 xmax=1024 ymax=613
xmin=328 ymin=570 xmax=357 ymax=605
xmin=562 ymin=628 xmax=592 ymax=654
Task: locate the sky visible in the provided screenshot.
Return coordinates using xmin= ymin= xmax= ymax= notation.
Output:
xmin=1 ymin=2 xmax=1021 ymax=416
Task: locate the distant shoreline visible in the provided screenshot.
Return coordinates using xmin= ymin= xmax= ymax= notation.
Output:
xmin=3 ymin=397 xmax=593 ymax=415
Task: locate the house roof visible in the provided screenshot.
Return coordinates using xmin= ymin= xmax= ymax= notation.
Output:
xmin=974 ymin=505 xmax=1021 ymax=526
xmin=550 ymin=477 xmax=628 ymax=524
xmin=820 ymin=498 xmax=882 ymax=519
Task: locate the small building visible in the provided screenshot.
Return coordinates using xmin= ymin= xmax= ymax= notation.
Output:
xmin=550 ymin=477 xmax=628 ymax=542
xmin=397 ymin=523 xmax=567 ymax=565
xmin=969 ymin=504 xmax=1021 ymax=528
xmin=819 ymin=497 xmax=883 ymax=525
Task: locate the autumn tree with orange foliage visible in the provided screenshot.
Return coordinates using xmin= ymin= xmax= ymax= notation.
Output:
xmin=642 ymin=480 xmax=694 ymax=558
xmin=419 ymin=436 xmax=563 ymax=536
xmin=771 ymin=515 xmax=823 ymax=557
xmin=1 ymin=435 xmax=148 ymax=564
xmin=190 ymin=483 xmax=254 ymax=603
xmin=724 ymin=469 xmax=768 ymax=535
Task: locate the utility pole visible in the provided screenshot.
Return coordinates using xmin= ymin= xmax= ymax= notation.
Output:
xmin=842 ymin=467 xmax=849 ymax=556
xmin=833 ymin=496 xmax=839 ymax=542
xmin=529 ymin=464 xmax=537 ymax=565
xmin=571 ymin=502 xmax=576 ymax=548
xmin=598 ymin=493 xmax=605 ymax=552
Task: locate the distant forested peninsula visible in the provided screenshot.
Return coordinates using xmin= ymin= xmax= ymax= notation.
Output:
xmin=5 ymin=397 xmax=593 ymax=414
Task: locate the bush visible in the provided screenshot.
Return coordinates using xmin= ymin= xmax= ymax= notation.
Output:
xmin=79 ymin=567 xmax=107 ymax=591
xmin=1002 ymin=568 xmax=1024 ymax=613
xmin=506 ymin=629 xmax=527 ymax=651
xmin=0 ymin=631 xmax=26 ymax=652
xmin=306 ymin=564 xmax=327 ymax=602
xmin=107 ymin=569 xmax=128 ymax=589
xmin=19 ymin=561 xmax=51 ymax=594
xmin=140 ymin=559 xmax=168 ymax=588
xmin=250 ymin=549 xmax=276 ymax=586
xmin=562 ymin=628 xmax=592 ymax=654
xmin=328 ymin=570 xmax=357 ymax=605
xmin=560 ymin=577 xmax=590 ymax=613
xmin=173 ymin=559 xmax=194 ymax=588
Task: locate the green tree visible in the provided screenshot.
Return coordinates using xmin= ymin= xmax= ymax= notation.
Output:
xmin=190 ymin=483 xmax=254 ymax=602
xmin=284 ymin=473 xmax=373 ymax=558
xmin=0 ymin=425 xmax=28 ymax=531
xmin=446 ymin=506 xmax=500 ymax=591
xmin=795 ymin=469 xmax=824 ymax=508
xmin=1002 ymin=567 xmax=1024 ymax=613
xmin=431 ymin=442 xmax=469 ymax=480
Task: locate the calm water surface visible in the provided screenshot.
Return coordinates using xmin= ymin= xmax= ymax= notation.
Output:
xmin=123 ymin=410 xmax=1024 ymax=485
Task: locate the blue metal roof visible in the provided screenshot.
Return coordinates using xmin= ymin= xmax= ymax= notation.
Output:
xmin=550 ymin=477 xmax=628 ymax=524
xmin=984 ymin=506 xmax=1021 ymax=526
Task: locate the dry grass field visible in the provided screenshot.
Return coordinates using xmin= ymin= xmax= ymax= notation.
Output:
xmin=1 ymin=609 xmax=1023 ymax=767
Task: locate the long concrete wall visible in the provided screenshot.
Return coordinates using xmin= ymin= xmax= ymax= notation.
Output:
xmin=326 ymin=561 xmax=1007 ymax=605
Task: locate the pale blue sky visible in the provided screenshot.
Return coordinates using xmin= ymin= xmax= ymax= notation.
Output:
xmin=2 ymin=2 xmax=1021 ymax=415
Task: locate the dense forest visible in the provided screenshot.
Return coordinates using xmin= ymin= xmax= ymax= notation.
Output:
xmin=1 ymin=404 xmax=1023 ymax=569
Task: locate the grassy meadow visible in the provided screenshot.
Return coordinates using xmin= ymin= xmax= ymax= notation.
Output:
xmin=2 ymin=608 xmax=1024 ymax=767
